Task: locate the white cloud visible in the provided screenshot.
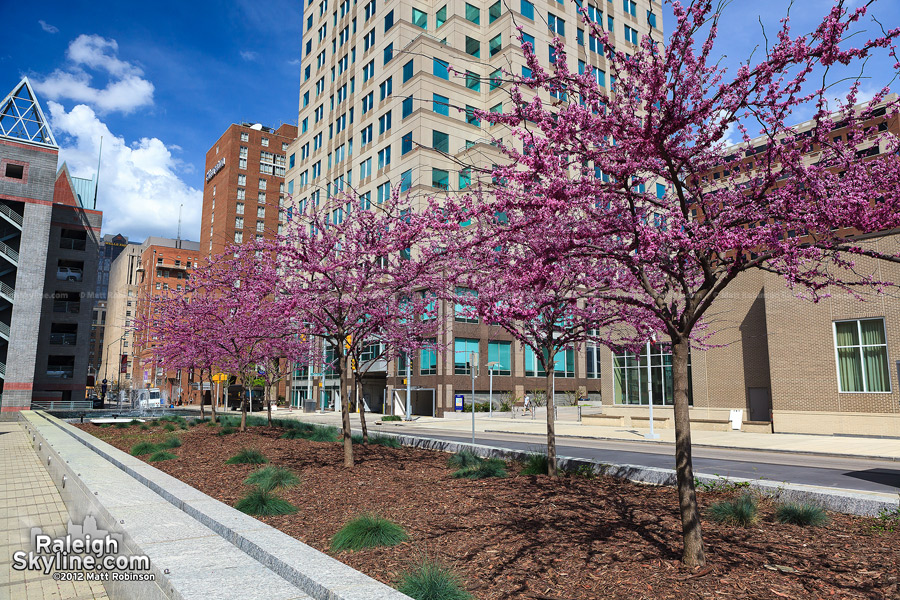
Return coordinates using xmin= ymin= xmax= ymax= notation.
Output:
xmin=47 ymin=101 xmax=202 ymax=242
xmin=39 ymin=20 xmax=59 ymax=34
xmin=240 ymin=50 xmax=259 ymax=61
xmin=32 ymin=34 xmax=154 ymax=114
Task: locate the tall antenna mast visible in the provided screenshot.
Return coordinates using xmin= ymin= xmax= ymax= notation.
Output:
xmin=176 ymin=203 xmax=183 ymax=248
xmin=93 ymin=136 xmax=103 ymax=210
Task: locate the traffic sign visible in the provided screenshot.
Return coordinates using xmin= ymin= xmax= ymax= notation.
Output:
xmin=212 ymin=373 xmax=228 ymax=383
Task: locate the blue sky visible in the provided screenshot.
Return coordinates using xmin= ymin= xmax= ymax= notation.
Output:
xmin=0 ymin=0 xmax=897 ymax=242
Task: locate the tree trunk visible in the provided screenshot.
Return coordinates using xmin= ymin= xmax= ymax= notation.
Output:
xmin=240 ymin=375 xmax=247 ymax=431
xmin=545 ymin=367 xmax=558 ymax=477
xmin=209 ymin=371 xmax=217 ymax=424
xmin=338 ymin=355 xmax=354 ymax=468
xmin=671 ymin=336 xmax=705 ymax=567
xmin=199 ymin=373 xmax=206 ymax=419
xmin=356 ymin=371 xmax=369 ymax=444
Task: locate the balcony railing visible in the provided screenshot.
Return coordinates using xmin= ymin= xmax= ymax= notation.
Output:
xmin=49 ymin=333 xmax=78 ymax=346
xmin=46 ymin=367 xmax=75 ymax=379
xmin=32 ymin=400 xmax=94 ymax=411
xmin=0 ymin=240 xmax=19 ymax=265
xmin=0 ymin=203 xmax=23 ymax=227
xmin=53 ymin=301 xmax=80 ymax=314
xmin=0 ymin=281 xmax=14 ymax=301
xmin=59 ymin=237 xmax=87 ymax=251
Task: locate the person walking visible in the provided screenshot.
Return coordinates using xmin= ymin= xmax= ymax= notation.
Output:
xmin=523 ymin=395 xmax=531 ymax=415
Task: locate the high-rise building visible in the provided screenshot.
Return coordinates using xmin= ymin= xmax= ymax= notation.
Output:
xmin=0 ymin=77 xmax=103 ymax=414
xmin=200 ymin=122 xmax=298 ymax=259
xmin=284 ymin=1 xmax=662 ymax=414
xmin=88 ymin=233 xmax=134 ymax=389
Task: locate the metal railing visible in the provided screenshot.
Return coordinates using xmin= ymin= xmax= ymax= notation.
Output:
xmin=0 ymin=240 xmax=19 ymax=264
xmin=0 ymin=322 xmax=9 ymax=338
xmin=0 ymin=281 xmax=13 ymax=301
xmin=49 ymin=332 xmax=77 ymax=345
xmin=46 ymin=368 xmax=75 ymax=379
xmin=59 ymin=237 xmax=87 ymax=251
xmin=0 ymin=362 xmax=5 ymax=378
xmin=0 ymin=203 xmax=23 ymax=227
xmin=32 ymin=400 xmax=94 ymax=411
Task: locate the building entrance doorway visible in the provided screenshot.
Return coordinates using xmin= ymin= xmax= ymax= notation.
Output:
xmin=392 ymin=388 xmax=435 ymax=417
xmin=748 ymin=387 xmax=771 ymax=422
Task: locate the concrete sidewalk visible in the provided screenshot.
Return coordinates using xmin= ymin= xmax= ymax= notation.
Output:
xmin=0 ymin=422 xmax=108 ymax=600
xmin=204 ymin=406 xmax=900 ymax=460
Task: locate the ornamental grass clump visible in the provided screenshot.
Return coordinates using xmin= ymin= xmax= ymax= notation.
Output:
xmin=381 ymin=415 xmax=402 ymax=422
xmin=775 ymin=502 xmax=829 ymax=527
xmin=148 ymin=450 xmax=177 ymax=462
xmin=447 ymin=450 xmax=482 ymax=469
xmin=162 ymin=423 xmax=176 ymax=432
xmin=234 ymin=488 xmax=298 ymax=516
xmin=158 ymin=436 xmax=182 ymax=449
xmin=244 ymin=466 xmax=300 ymax=492
xmin=396 ymin=561 xmax=472 ymax=600
xmin=452 ymin=458 xmax=507 ymax=480
xmin=218 ymin=426 xmax=237 ymax=436
xmin=331 ymin=514 xmax=408 ymax=552
xmin=226 ymin=448 xmax=268 ymax=465
xmin=708 ymin=493 xmax=759 ymax=527
xmin=370 ymin=435 xmax=400 ymax=448
xmin=130 ymin=442 xmax=158 ymax=456
xmin=520 ymin=453 xmax=549 ymax=475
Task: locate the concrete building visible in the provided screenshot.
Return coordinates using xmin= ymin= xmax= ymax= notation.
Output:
xmin=87 ymin=233 xmax=133 ymax=388
xmin=100 ymin=243 xmax=142 ymax=394
xmin=200 ymin=122 xmax=297 ymax=259
xmin=0 ymin=77 xmax=103 ymax=413
xmin=284 ymin=0 xmax=661 ymax=414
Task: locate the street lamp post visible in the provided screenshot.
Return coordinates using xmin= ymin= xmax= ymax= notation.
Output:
xmin=645 ymin=336 xmax=661 ymax=440
xmin=405 ymin=352 xmax=412 ymax=421
xmin=486 ymin=361 xmax=499 ymax=418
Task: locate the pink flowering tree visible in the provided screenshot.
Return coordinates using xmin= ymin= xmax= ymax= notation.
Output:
xmin=467 ymin=0 xmax=900 ymax=565
xmin=272 ymin=191 xmax=443 ymax=467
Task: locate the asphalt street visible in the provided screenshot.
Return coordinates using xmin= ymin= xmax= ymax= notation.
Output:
xmin=382 ymin=423 xmax=900 ymax=495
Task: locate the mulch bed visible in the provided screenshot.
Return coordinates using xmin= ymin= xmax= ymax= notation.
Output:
xmin=77 ymin=420 xmax=899 ymax=600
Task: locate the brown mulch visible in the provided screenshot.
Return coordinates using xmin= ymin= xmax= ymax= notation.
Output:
xmin=78 ymin=420 xmax=900 ymax=600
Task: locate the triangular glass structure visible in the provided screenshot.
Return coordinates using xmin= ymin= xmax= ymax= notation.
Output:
xmin=0 ymin=77 xmax=57 ymax=147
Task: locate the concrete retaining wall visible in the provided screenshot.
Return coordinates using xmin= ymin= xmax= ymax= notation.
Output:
xmin=21 ymin=411 xmax=412 ymax=600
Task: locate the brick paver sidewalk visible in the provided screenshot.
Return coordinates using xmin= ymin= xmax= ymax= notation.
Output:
xmin=0 ymin=422 xmax=108 ymax=600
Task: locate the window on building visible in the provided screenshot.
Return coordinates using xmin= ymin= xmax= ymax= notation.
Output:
xmin=436 ymin=5 xmax=447 ymax=27
xmin=624 ymin=24 xmax=639 ymax=44
xmin=489 ymin=1 xmax=501 ymax=22
xmin=402 ymin=95 xmax=414 ymax=117
xmin=235 ymin=217 xmax=244 ymax=229
xmin=234 ymin=232 xmax=243 ymax=243
xmin=465 ymin=105 xmax=479 ymax=126
xmin=383 ymin=42 xmax=393 ymax=64
xmin=432 ymin=168 xmax=449 ymax=189
xmin=548 ymin=13 xmax=565 ymax=36
xmin=380 ymin=77 xmax=393 ymax=100
xmin=362 ymin=91 xmax=374 ymax=113
xmin=379 ymin=111 xmax=392 ymax=134
xmin=465 ymin=71 xmax=480 ymax=91
xmin=360 ymin=157 xmax=373 ymax=179
xmin=377 ymin=145 xmax=391 ymax=169
xmin=613 ymin=342 xmax=693 ymax=405
xmin=400 ymin=169 xmax=412 ymax=191
xmin=520 ymin=0 xmax=534 ymax=20
xmin=490 ymin=103 xmax=502 ymax=114
xmin=377 ymin=181 xmax=391 ymax=203
xmin=834 ymin=319 xmax=891 ymax=393
xmin=432 ymin=130 xmax=449 ymax=153
xmin=521 ymin=32 xmax=535 ymax=49
xmin=465 ymin=36 xmax=480 ymax=58
xmin=401 ymin=132 xmax=413 ymax=154
xmin=586 ymin=344 xmax=601 ymax=378
xmin=384 ymin=9 xmax=394 ymax=31
xmin=623 ymin=0 xmax=637 ymax=17
xmin=465 ymin=3 xmax=480 ymax=24
xmin=490 ymin=68 xmax=503 ymax=90
xmin=412 ymin=7 xmax=427 ymax=29
xmin=261 ymin=137 xmax=269 ymax=147
xmin=403 ymin=60 xmax=414 ymax=82
xmin=420 ymin=343 xmax=438 ymax=375
xmin=236 ymin=202 xmax=245 ymax=214
xmin=454 ymin=338 xmax=480 ymax=374
xmin=489 ymin=34 xmax=502 ymax=57
xmin=434 ymin=58 xmax=449 ymax=80
xmin=488 ymin=341 xmax=512 ymax=375
xmin=241 ymin=132 xmax=249 ymax=142
xmin=459 ymin=168 xmax=471 ymax=189
xmin=257 ymin=206 xmax=266 ymax=218
xmin=454 ymin=287 xmax=478 ymax=322
xmin=433 ymin=93 xmax=450 ymax=116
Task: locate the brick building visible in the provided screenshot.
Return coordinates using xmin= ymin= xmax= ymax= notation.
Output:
xmin=0 ymin=77 xmax=103 ymax=413
xmin=200 ymin=123 xmax=297 ymax=259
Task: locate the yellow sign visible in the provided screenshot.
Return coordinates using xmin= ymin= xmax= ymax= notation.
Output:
xmin=212 ymin=373 xmax=227 ymax=383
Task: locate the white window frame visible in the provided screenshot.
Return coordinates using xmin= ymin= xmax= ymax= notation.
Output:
xmin=832 ymin=318 xmax=892 ymax=393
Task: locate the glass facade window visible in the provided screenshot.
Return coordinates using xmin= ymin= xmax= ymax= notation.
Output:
xmin=613 ymin=343 xmax=693 ymax=405
xmin=436 ymin=5 xmax=447 ymax=28
xmin=420 ymin=343 xmax=438 ymax=375
xmin=400 ymin=169 xmax=412 ymax=191
xmin=454 ymin=338 xmax=480 ymax=374
xmin=434 ymin=58 xmax=450 ymax=79
xmin=433 ymin=93 xmax=450 ymax=116
xmin=465 ymin=3 xmax=480 ymax=24
xmin=834 ymin=319 xmax=890 ymax=392
xmin=459 ymin=168 xmax=471 ymax=189
xmin=488 ymin=341 xmax=511 ymax=375
xmin=412 ymin=7 xmax=427 ymax=29
xmin=403 ymin=60 xmax=414 ymax=82
xmin=454 ymin=287 xmax=478 ymax=323
xmin=401 ymin=132 xmax=413 ymax=154
xmin=432 ymin=130 xmax=449 ymax=153
xmin=465 ymin=71 xmax=480 ymax=91
xmin=489 ymin=1 xmax=501 ymax=23
xmin=489 ymin=34 xmax=502 ymax=56
xmin=465 ymin=36 xmax=481 ymax=58
xmin=384 ymin=9 xmax=394 ymax=31
xmin=402 ymin=95 xmax=414 ymax=117
xmin=586 ymin=345 xmax=600 ymax=378
xmin=432 ymin=168 xmax=449 ymax=189
xmin=520 ymin=0 xmax=534 ymax=20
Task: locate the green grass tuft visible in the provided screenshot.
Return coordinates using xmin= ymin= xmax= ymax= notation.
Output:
xmin=452 ymin=458 xmax=507 ymax=480
xmin=244 ymin=466 xmax=301 ymax=491
xmin=225 ymin=448 xmax=268 ymax=465
xmin=218 ymin=426 xmax=237 ymax=436
xmin=708 ymin=493 xmax=759 ymax=526
xmin=162 ymin=423 xmax=176 ymax=432
xmin=396 ymin=562 xmax=472 ymax=600
xmin=130 ymin=442 xmax=158 ymax=456
xmin=520 ymin=453 xmax=549 ymax=475
xmin=775 ymin=502 xmax=829 ymax=527
xmin=331 ymin=514 xmax=408 ymax=552
xmin=381 ymin=415 xmax=402 ymax=422
xmin=370 ymin=435 xmax=400 ymax=448
xmin=115 ymin=422 xmax=130 ymax=429
xmin=158 ymin=436 xmax=182 ymax=449
xmin=234 ymin=488 xmax=298 ymax=516
xmin=447 ymin=450 xmax=482 ymax=469
xmin=147 ymin=450 xmax=177 ymax=462
xmin=307 ymin=425 xmax=340 ymax=442
xmin=130 ymin=419 xmax=142 ymax=424
xmin=139 ymin=424 xmax=150 ymax=431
